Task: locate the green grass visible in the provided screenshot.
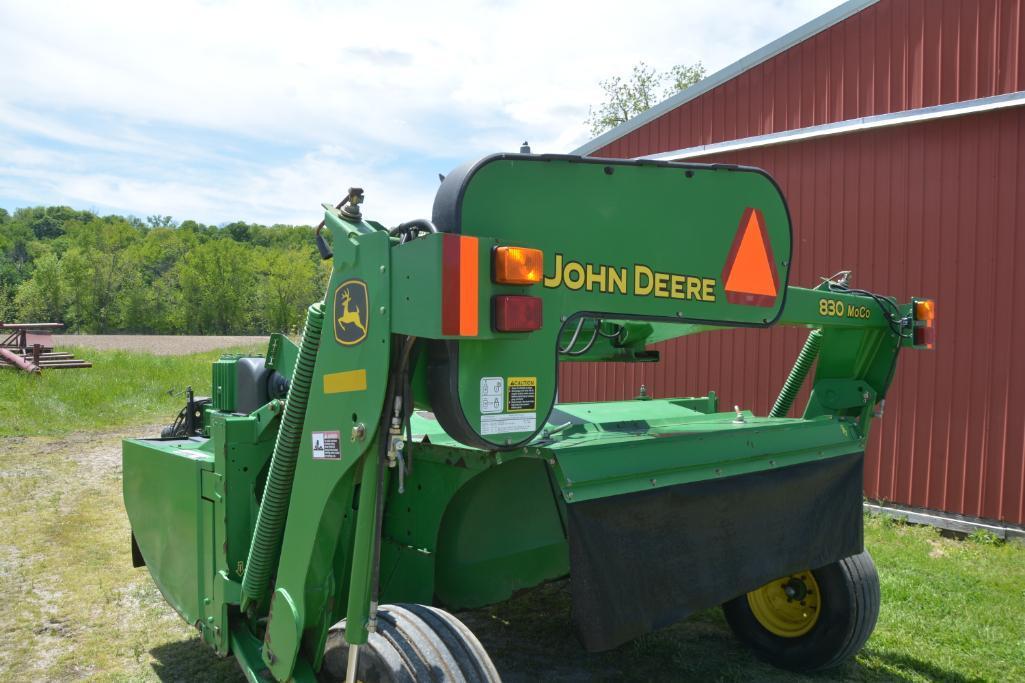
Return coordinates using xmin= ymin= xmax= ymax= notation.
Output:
xmin=0 ymin=346 xmax=263 ymax=436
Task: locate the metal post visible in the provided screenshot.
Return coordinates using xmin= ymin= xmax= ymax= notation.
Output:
xmin=345 ymin=644 xmax=360 ymax=683
xmin=344 ymin=446 xmax=381 ymax=648
xmin=0 ymin=347 xmax=39 ymax=373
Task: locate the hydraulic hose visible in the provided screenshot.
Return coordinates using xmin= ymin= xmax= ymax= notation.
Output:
xmin=769 ymin=328 xmax=822 ymax=418
xmin=241 ymin=302 xmax=324 ymax=611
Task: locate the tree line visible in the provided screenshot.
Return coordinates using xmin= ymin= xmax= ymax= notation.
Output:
xmin=0 ymin=206 xmax=330 ymax=335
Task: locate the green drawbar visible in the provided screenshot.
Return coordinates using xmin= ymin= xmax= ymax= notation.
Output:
xmin=241 ymin=303 xmax=324 ymax=611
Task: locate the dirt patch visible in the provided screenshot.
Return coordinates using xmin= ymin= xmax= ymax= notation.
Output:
xmin=0 ymin=428 xmax=244 ymax=682
xmin=53 ymin=335 xmax=269 ymax=355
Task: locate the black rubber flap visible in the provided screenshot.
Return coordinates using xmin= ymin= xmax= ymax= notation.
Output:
xmin=568 ymin=452 xmax=864 ymax=652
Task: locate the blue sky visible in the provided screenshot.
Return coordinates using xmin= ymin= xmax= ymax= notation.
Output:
xmin=0 ymin=0 xmax=839 ymax=227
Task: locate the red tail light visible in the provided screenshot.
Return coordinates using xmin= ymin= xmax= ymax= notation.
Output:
xmin=493 ymin=295 xmax=542 ymax=332
xmin=913 ymin=324 xmax=935 ymax=349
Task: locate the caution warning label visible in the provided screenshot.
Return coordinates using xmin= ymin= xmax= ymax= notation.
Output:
xmin=312 ymin=431 xmax=341 ymax=460
xmin=507 ymin=377 xmax=537 ymax=413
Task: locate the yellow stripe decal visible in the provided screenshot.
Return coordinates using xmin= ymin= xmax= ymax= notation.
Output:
xmin=323 ymin=369 xmax=368 ymax=394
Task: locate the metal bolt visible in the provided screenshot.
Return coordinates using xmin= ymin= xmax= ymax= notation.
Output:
xmin=379 ymin=306 xmax=386 ymax=314
xmin=547 ymin=458 xmax=556 ymax=465
xmin=380 ymin=265 xmax=386 ymax=272
xmin=650 ymin=478 xmax=657 ymax=486
xmin=351 ymin=423 xmax=366 ymax=442
xmin=566 ymin=491 xmax=574 ymax=500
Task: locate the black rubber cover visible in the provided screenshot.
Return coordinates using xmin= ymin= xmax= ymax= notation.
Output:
xmin=567 ymin=452 xmax=865 ymax=652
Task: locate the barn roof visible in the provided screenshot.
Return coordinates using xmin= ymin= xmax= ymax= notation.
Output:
xmin=571 ymin=0 xmax=879 ymax=156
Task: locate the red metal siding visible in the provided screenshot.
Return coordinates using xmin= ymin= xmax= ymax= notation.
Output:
xmin=594 ymin=0 xmax=1025 ymax=159
xmin=560 ymin=106 xmax=1025 ymax=526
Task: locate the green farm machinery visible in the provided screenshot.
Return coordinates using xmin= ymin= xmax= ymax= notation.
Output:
xmin=123 ymin=154 xmax=935 ymax=681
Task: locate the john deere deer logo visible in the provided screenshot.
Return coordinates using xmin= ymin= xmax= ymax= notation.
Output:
xmin=333 ymin=279 xmax=369 ymax=345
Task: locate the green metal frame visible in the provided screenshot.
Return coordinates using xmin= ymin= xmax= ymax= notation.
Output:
xmin=122 ymin=154 xmax=931 ymax=682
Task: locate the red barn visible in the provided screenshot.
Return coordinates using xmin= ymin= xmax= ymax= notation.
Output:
xmin=564 ymin=0 xmax=1025 ymax=531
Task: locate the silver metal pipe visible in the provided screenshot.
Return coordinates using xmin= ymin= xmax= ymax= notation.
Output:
xmin=345 ymin=644 xmax=359 ymax=683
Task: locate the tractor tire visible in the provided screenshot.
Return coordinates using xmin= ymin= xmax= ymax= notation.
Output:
xmin=319 ymin=603 xmax=500 ymax=683
xmin=722 ymin=551 xmax=880 ymax=672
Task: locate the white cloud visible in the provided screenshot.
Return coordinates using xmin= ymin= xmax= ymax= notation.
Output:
xmin=0 ymin=0 xmax=840 ymax=224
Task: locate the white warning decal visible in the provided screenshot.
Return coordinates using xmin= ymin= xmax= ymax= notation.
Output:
xmin=481 ymin=412 xmax=536 ymax=435
xmin=312 ymin=431 xmax=341 ymax=460
xmin=480 ymin=376 xmax=504 ymax=414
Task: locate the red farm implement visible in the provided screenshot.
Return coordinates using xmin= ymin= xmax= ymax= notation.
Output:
xmin=0 ymin=322 xmax=91 ymax=373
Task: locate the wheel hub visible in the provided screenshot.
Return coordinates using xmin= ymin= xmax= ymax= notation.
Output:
xmin=746 ymin=570 xmax=821 ymax=638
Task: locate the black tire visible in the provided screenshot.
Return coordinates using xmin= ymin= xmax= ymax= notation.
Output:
xmin=319 ymin=603 xmax=501 ymax=683
xmin=722 ymin=551 xmax=880 ymax=672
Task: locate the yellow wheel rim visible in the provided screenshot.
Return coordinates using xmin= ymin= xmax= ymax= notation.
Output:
xmin=746 ymin=570 xmax=821 ymax=638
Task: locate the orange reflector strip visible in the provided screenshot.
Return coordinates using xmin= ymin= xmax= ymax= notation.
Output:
xmin=494 ymin=246 xmax=543 ymax=285
xmin=441 ymin=234 xmax=479 ymax=336
xmin=459 ymin=237 xmax=479 ymax=335
xmin=915 ymin=299 xmax=935 ymax=322
xmin=722 ymin=208 xmax=780 ymax=307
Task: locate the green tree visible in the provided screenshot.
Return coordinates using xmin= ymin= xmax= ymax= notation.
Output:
xmin=0 ymin=205 xmax=327 ymax=333
xmin=256 ymin=248 xmax=322 ymax=333
xmin=13 ymin=206 xmax=96 ymax=240
xmin=146 ymin=214 xmax=177 ymax=228
xmin=223 ymin=221 xmax=253 ymax=243
xmin=0 ymin=281 xmax=17 ymax=322
xmin=14 ymin=253 xmax=64 ymax=322
xmin=585 ymin=60 xmax=706 ymax=136
xmin=175 ymin=239 xmax=258 ymax=333
xmin=59 ymin=218 xmax=143 ymax=331
xmin=130 ymin=227 xmax=198 ymax=281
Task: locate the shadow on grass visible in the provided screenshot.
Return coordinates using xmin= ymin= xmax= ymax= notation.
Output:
xmin=145 ymin=583 xmax=980 ymax=683
xmin=149 ymin=637 xmax=245 ymax=683
xmin=458 ymin=581 xmax=980 ymax=683
xmin=857 ymin=650 xmax=986 ymax=683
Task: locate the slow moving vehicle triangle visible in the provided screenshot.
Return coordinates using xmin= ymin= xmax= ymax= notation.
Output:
xmin=723 ymin=207 xmax=779 ymax=306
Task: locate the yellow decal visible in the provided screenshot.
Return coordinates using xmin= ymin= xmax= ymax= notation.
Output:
xmin=818 ymin=298 xmax=872 ymax=320
xmin=324 ymin=369 xmax=368 ymax=394
xmin=543 ymin=252 xmax=716 ymax=302
xmin=506 ymin=376 xmax=537 ymax=413
xmin=334 ymin=279 xmax=369 ymax=346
